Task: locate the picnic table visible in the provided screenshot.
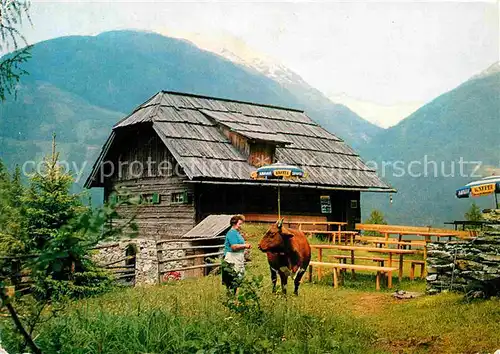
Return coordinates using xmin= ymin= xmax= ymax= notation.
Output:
xmin=296 ymin=221 xmax=350 ymax=243
xmin=355 ymin=223 xmax=473 ymax=240
xmin=310 ymin=244 xmax=419 ymax=284
xmin=356 ymin=235 xmax=426 ymax=249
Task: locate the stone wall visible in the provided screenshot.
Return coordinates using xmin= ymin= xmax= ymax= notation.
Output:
xmin=93 ymin=239 xmax=218 ymax=285
xmin=157 ymin=241 xmax=190 ymax=281
xmin=93 ymin=238 xmax=158 ymax=285
xmin=482 ymin=209 xmax=500 ymax=223
xmin=426 ymin=231 xmax=500 ymax=296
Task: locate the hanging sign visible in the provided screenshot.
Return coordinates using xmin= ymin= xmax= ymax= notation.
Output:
xmin=320 ymin=195 xmax=332 ymax=214
xmin=471 ymin=183 xmax=495 ymax=197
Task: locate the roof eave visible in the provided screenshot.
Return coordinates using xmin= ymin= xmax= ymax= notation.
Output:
xmin=185 ymin=178 xmax=396 ymax=193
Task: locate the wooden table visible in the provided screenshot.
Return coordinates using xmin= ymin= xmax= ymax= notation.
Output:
xmin=355 ymin=223 xmax=472 ymax=239
xmin=297 ymin=221 xmax=348 ymax=243
xmin=311 ymin=244 xmax=419 ymax=283
xmin=355 ymin=236 xmax=426 ymax=248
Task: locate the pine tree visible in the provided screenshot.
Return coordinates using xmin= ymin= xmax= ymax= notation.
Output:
xmin=0 ymin=160 xmax=26 ymax=256
xmin=22 ymin=140 xmax=84 ymax=251
xmin=20 ymin=135 xmax=138 ymax=299
xmin=465 ymin=202 xmax=483 ymax=221
xmin=364 ymin=209 xmax=387 ymax=236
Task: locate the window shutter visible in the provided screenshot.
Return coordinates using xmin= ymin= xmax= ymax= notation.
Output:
xmin=152 ymin=193 xmax=160 ymax=204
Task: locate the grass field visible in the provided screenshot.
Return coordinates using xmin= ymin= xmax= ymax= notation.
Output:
xmin=1 ymin=224 xmax=499 ymax=353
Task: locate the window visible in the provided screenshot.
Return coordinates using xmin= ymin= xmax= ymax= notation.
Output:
xmin=139 ymin=193 xmax=161 ymax=205
xmin=171 ymin=191 xmax=189 ymax=204
xmin=350 ymin=200 xmax=358 ymax=209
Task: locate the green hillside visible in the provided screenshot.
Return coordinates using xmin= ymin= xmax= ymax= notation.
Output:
xmin=361 ymin=69 xmax=500 ymax=225
xmin=0 ymin=30 xmax=377 ymax=183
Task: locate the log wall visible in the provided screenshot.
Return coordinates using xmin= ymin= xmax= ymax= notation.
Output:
xmin=104 ymin=127 xmax=196 ymax=240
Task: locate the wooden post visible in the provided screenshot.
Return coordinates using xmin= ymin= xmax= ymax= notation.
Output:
xmin=308 ymin=264 xmax=313 ymax=282
xmin=423 ymin=243 xmax=428 ymax=277
xmin=410 ymin=263 xmax=415 ymax=281
xmin=157 ymin=249 xmax=163 ymax=283
xmin=337 ymin=225 xmax=341 ymax=245
xmin=397 ymin=233 xmax=402 ymax=249
xmin=277 ymin=186 xmax=281 ymax=219
xmin=398 ymin=254 xmax=404 ymax=282
xmin=350 ymin=250 xmax=355 ymax=279
xmin=376 ymin=271 xmax=381 ymax=291
xmin=398 ymin=254 xmax=403 ymax=282
xmin=333 ymin=268 xmax=339 ymax=288
xmin=388 ymin=253 xmax=393 ymax=289
xmin=318 ymin=249 xmax=323 ymax=280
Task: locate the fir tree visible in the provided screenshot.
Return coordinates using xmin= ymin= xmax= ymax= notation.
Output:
xmin=464 ymin=202 xmax=483 ymax=230
xmin=364 ymin=209 xmax=387 ymax=236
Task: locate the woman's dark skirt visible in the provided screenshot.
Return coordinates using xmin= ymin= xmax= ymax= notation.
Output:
xmin=221 ymin=260 xmax=242 ymax=291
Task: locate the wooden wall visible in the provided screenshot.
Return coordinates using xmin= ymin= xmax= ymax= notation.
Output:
xmin=248 ymin=142 xmax=275 ymax=167
xmin=103 ymin=127 xmax=196 ymax=240
xmin=195 ymin=184 xmax=361 ymax=229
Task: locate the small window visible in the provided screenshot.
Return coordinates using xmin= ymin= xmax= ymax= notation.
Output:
xmin=139 ymin=193 xmax=161 ymax=205
xmin=171 ymin=191 xmax=189 ymax=204
xmin=350 ymin=200 xmax=358 ymax=209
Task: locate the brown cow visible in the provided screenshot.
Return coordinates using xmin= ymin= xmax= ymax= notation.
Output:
xmin=258 ymin=219 xmax=311 ymax=295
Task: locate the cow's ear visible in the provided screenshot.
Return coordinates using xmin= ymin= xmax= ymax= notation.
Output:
xmin=280 ymin=227 xmax=294 ymax=238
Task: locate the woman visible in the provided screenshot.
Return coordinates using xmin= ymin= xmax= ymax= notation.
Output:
xmin=222 ymin=214 xmax=251 ymax=294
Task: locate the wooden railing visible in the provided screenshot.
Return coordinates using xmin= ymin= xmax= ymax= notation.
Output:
xmin=355 ymin=223 xmax=476 ymax=238
xmin=157 ymin=243 xmax=224 ymax=281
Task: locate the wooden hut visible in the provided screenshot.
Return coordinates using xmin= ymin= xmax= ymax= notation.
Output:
xmin=84 ymin=91 xmax=393 ymax=239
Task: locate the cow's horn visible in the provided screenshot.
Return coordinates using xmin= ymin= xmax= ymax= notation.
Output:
xmin=277 ymin=218 xmax=284 ymax=229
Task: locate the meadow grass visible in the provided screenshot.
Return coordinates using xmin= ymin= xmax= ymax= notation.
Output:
xmin=1 ymin=223 xmax=499 ymax=353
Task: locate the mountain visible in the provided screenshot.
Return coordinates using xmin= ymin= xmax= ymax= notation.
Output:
xmin=360 ymin=63 xmax=500 ymax=225
xmin=0 ymin=30 xmax=379 ymax=185
xmin=327 ymin=93 xmax=423 ymax=128
xmin=158 ymin=30 xmax=382 ymax=147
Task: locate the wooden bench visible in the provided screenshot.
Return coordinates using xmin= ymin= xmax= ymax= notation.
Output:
xmin=327 ymin=255 xmax=425 ymax=280
xmin=329 ymin=254 xmax=386 ymax=266
xmin=357 ymin=236 xmax=426 ymax=249
xmin=409 ymin=260 xmax=425 ymax=280
xmin=304 ymin=230 xmax=358 ymax=244
xmin=308 ymin=261 xmax=398 ymax=290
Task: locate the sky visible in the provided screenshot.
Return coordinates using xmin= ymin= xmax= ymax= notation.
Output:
xmin=21 ymin=0 xmax=500 ymax=127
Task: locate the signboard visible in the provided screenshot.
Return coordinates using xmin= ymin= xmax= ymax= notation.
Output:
xmin=456 ymin=187 xmax=470 ymax=198
xmin=320 ymin=195 xmax=332 ymax=214
xmin=471 ymin=183 xmax=495 ymax=197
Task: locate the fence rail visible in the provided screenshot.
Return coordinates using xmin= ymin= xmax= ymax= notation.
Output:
xmin=159 ymin=245 xmax=223 ymax=251
xmin=159 ymin=263 xmax=221 ymax=274
xmin=157 ymin=237 xmax=225 ymax=244
xmin=101 ymin=255 xmax=136 ymax=267
xmin=159 ymin=251 xmax=223 ymax=263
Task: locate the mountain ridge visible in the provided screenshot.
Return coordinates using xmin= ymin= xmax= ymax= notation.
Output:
xmin=360 ymin=66 xmax=500 ymax=225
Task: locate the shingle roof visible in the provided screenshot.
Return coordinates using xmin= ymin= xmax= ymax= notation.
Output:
xmin=86 ymin=91 xmax=393 ymax=191
xmin=182 ymin=214 xmax=232 ymax=239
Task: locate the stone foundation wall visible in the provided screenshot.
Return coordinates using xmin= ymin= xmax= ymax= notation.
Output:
xmin=93 ymin=238 xmax=158 ymax=285
xmin=482 ymin=209 xmax=500 ymax=223
xmin=426 ymin=231 xmax=500 ymax=296
xmin=93 ymin=239 xmax=217 ymax=285
xmin=157 ymin=241 xmax=191 ymax=281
